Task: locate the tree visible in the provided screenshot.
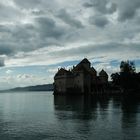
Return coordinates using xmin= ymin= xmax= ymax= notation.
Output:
xmin=120 ymin=60 xmax=136 ymax=73
xmin=111 ymin=60 xmax=139 ymax=91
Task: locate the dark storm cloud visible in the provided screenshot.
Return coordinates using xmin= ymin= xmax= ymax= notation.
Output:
xmin=0 ymin=25 xmax=11 ymax=33
xmin=12 ymin=24 xmax=35 ymax=41
xmin=83 ymin=0 xmax=117 ymax=14
xmin=117 ymin=0 xmax=140 ymax=21
xmin=35 ymin=17 xmax=67 ymax=39
xmin=83 ymin=2 xmax=93 ymax=8
xmin=0 ymin=16 xmax=67 ymax=58
xmin=0 ymin=44 xmax=14 ymax=55
xmin=89 ymin=15 xmax=109 ymax=27
xmin=0 ymin=0 xmax=139 ymax=68
xmin=0 ymin=23 xmax=39 ymax=56
xmin=83 ymin=0 xmax=140 ymax=22
xmin=31 ymin=10 xmax=45 ymax=16
xmin=0 ymin=57 xmax=5 ymax=67
xmin=57 ymin=9 xmax=84 ymax=28
xmin=14 ymin=0 xmax=40 ymax=9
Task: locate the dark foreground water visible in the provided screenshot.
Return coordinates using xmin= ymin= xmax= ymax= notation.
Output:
xmin=0 ymin=92 xmax=140 ymax=140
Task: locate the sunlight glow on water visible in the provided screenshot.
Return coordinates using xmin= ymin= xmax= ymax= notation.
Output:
xmin=0 ymin=92 xmax=140 ymax=140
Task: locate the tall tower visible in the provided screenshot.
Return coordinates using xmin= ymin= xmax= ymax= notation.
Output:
xmin=99 ymin=69 xmax=108 ymax=84
xmin=79 ymin=58 xmax=91 ymax=69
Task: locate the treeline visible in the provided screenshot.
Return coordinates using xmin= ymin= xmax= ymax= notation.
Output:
xmin=111 ymin=61 xmax=140 ymax=91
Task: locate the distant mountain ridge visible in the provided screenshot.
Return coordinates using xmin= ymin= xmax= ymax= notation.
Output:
xmin=0 ymin=84 xmax=54 ymax=92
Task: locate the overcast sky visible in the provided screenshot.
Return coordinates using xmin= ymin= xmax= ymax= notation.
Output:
xmin=0 ymin=0 xmax=140 ymax=89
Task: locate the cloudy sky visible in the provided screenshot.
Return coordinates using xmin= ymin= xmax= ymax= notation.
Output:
xmin=0 ymin=0 xmax=140 ymax=89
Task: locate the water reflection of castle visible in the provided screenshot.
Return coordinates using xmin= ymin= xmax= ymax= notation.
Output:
xmin=54 ymin=58 xmax=109 ymax=95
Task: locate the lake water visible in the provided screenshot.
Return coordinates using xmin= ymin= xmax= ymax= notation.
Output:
xmin=0 ymin=92 xmax=140 ymax=140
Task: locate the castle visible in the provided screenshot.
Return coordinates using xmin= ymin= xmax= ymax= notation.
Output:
xmin=54 ymin=58 xmax=108 ymax=95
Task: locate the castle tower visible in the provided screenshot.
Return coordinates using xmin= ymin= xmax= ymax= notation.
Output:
xmin=99 ymin=69 xmax=108 ymax=84
xmin=79 ymin=58 xmax=91 ymax=69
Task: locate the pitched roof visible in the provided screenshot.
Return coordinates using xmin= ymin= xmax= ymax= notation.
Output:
xmin=72 ymin=64 xmax=97 ymax=76
xmin=79 ymin=58 xmax=91 ymax=64
xmin=72 ymin=64 xmax=90 ymax=73
xmin=99 ymin=69 xmax=108 ymax=76
xmin=55 ymin=68 xmax=72 ymax=77
xmin=90 ymin=67 xmax=97 ymax=75
xmin=91 ymin=67 xmax=97 ymax=73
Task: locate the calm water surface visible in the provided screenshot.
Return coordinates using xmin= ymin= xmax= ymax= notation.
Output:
xmin=0 ymin=92 xmax=140 ymax=140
